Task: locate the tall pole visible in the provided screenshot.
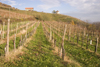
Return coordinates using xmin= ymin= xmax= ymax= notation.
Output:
xmin=6 ymin=19 xmax=10 ymax=57
xmin=50 ymin=25 xmax=52 ymax=41
xmin=26 ymin=23 xmax=28 ymax=39
xmin=14 ymin=34 xmax=16 ymax=50
xmin=2 ymin=22 xmax=5 ymax=39
xmin=61 ymin=24 xmax=67 ymax=60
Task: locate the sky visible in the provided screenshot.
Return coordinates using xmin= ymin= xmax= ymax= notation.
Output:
xmin=0 ymin=0 xmax=100 ymax=22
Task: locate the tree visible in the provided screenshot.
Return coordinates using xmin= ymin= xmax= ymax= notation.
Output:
xmin=52 ymin=10 xmax=56 ymax=14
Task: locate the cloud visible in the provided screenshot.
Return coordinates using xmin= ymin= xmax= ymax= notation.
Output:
xmin=62 ymin=0 xmax=100 ymax=22
xmin=8 ymin=0 xmax=16 ymax=6
xmin=62 ymin=0 xmax=100 ymax=13
xmin=0 ymin=0 xmax=16 ymax=6
xmin=66 ymin=11 xmax=100 ymax=22
xmin=38 ymin=0 xmax=100 ymax=13
xmin=29 ymin=0 xmax=36 ymax=1
xmin=38 ymin=0 xmax=60 ymax=10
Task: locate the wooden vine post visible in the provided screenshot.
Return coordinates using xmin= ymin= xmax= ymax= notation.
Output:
xmin=10 ymin=23 xmax=12 ymax=31
xmin=77 ymin=32 xmax=79 ymax=44
xmin=54 ymin=39 xmax=56 ymax=48
xmin=14 ymin=34 xmax=16 ymax=50
xmin=26 ymin=23 xmax=28 ymax=39
xmin=84 ymin=28 xmax=86 ymax=36
xmin=2 ymin=22 xmax=5 ymax=39
xmin=52 ymin=32 xmax=54 ymax=44
xmin=95 ymin=36 xmax=99 ymax=53
xmin=6 ymin=19 xmax=10 ymax=58
xmin=68 ymin=26 xmax=71 ymax=41
xmin=19 ymin=35 xmax=22 ymax=46
xmin=16 ymin=23 xmax=18 ymax=34
xmin=50 ymin=25 xmax=52 ymax=41
xmin=86 ymin=35 xmax=89 ymax=49
xmin=58 ymin=43 xmax=61 ymax=56
xmin=82 ymin=31 xmax=84 ymax=48
xmin=73 ymin=26 xmax=75 ymax=42
xmin=61 ymin=24 xmax=67 ymax=60
xmin=68 ymin=25 xmax=70 ymax=41
xmin=0 ymin=27 xmax=2 ymax=39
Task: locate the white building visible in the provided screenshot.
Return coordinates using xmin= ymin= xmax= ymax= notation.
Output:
xmin=52 ymin=10 xmax=60 ymax=14
xmin=56 ymin=10 xmax=60 ymax=14
xmin=25 ymin=7 xmax=33 ymax=11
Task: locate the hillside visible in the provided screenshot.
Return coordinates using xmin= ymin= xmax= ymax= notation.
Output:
xmin=0 ymin=2 xmax=89 ymax=26
xmin=0 ymin=2 xmax=100 ymax=67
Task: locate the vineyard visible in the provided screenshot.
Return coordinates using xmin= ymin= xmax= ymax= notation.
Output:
xmin=42 ymin=21 xmax=100 ymax=67
xmin=0 ymin=19 xmax=39 ymax=58
xmin=0 ymin=2 xmax=100 ymax=67
xmin=0 ymin=19 xmax=100 ymax=67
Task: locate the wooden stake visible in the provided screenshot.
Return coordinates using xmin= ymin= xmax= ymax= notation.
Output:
xmin=82 ymin=32 xmax=84 ymax=48
xmin=20 ymin=35 xmax=22 ymax=46
xmin=77 ymin=34 xmax=79 ymax=44
xmin=84 ymin=28 xmax=86 ymax=36
xmin=54 ymin=39 xmax=56 ymax=48
xmin=50 ymin=25 xmax=52 ymax=41
xmin=2 ymin=22 xmax=5 ymax=39
xmin=68 ymin=25 xmax=71 ymax=41
xmin=16 ymin=23 xmax=18 ymax=34
xmin=61 ymin=24 xmax=67 ymax=60
xmin=14 ymin=34 xmax=16 ymax=50
xmin=6 ymin=19 xmax=10 ymax=57
xmin=95 ymin=37 xmax=98 ymax=53
xmin=0 ymin=24 xmax=1 ymax=39
xmin=58 ymin=43 xmax=60 ymax=55
xmin=86 ymin=35 xmax=89 ymax=49
xmin=26 ymin=23 xmax=28 ymax=39
xmin=1 ymin=28 xmax=2 ymax=39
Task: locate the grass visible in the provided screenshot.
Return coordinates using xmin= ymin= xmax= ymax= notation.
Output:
xmin=0 ymin=23 xmax=72 ymax=67
xmin=45 ymin=21 xmax=100 ymax=54
xmin=42 ymin=21 xmax=100 ymax=67
xmin=0 ymin=22 xmax=37 ymax=56
xmin=51 ymin=27 xmax=100 ymax=67
xmin=0 ymin=23 xmax=80 ymax=67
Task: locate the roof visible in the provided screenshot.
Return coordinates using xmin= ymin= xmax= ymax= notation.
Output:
xmin=56 ymin=10 xmax=59 ymax=12
xmin=25 ymin=7 xmax=33 ymax=9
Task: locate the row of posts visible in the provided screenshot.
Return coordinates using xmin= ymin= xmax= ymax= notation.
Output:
xmin=49 ymin=22 xmax=99 ymax=53
xmin=44 ymin=22 xmax=99 ymax=61
xmin=4 ymin=19 xmax=29 ymax=59
xmin=49 ymin=24 xmax=67 ymax=60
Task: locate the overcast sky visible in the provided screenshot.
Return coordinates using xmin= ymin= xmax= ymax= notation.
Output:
xmin=0 ymin=0 xmax=100 ymax=22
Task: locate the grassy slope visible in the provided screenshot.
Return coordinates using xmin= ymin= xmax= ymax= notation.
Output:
xmin=14 ymin=10 xmax=88 ymax=26
xmin=0 ymin=2 xmax=89 ymax=27
xmin=0 ymin=23 xmax=77 ymax=67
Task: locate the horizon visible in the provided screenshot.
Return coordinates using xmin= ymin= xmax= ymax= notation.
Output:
xmin=0 ymin=0 xmax=100 ymax=23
